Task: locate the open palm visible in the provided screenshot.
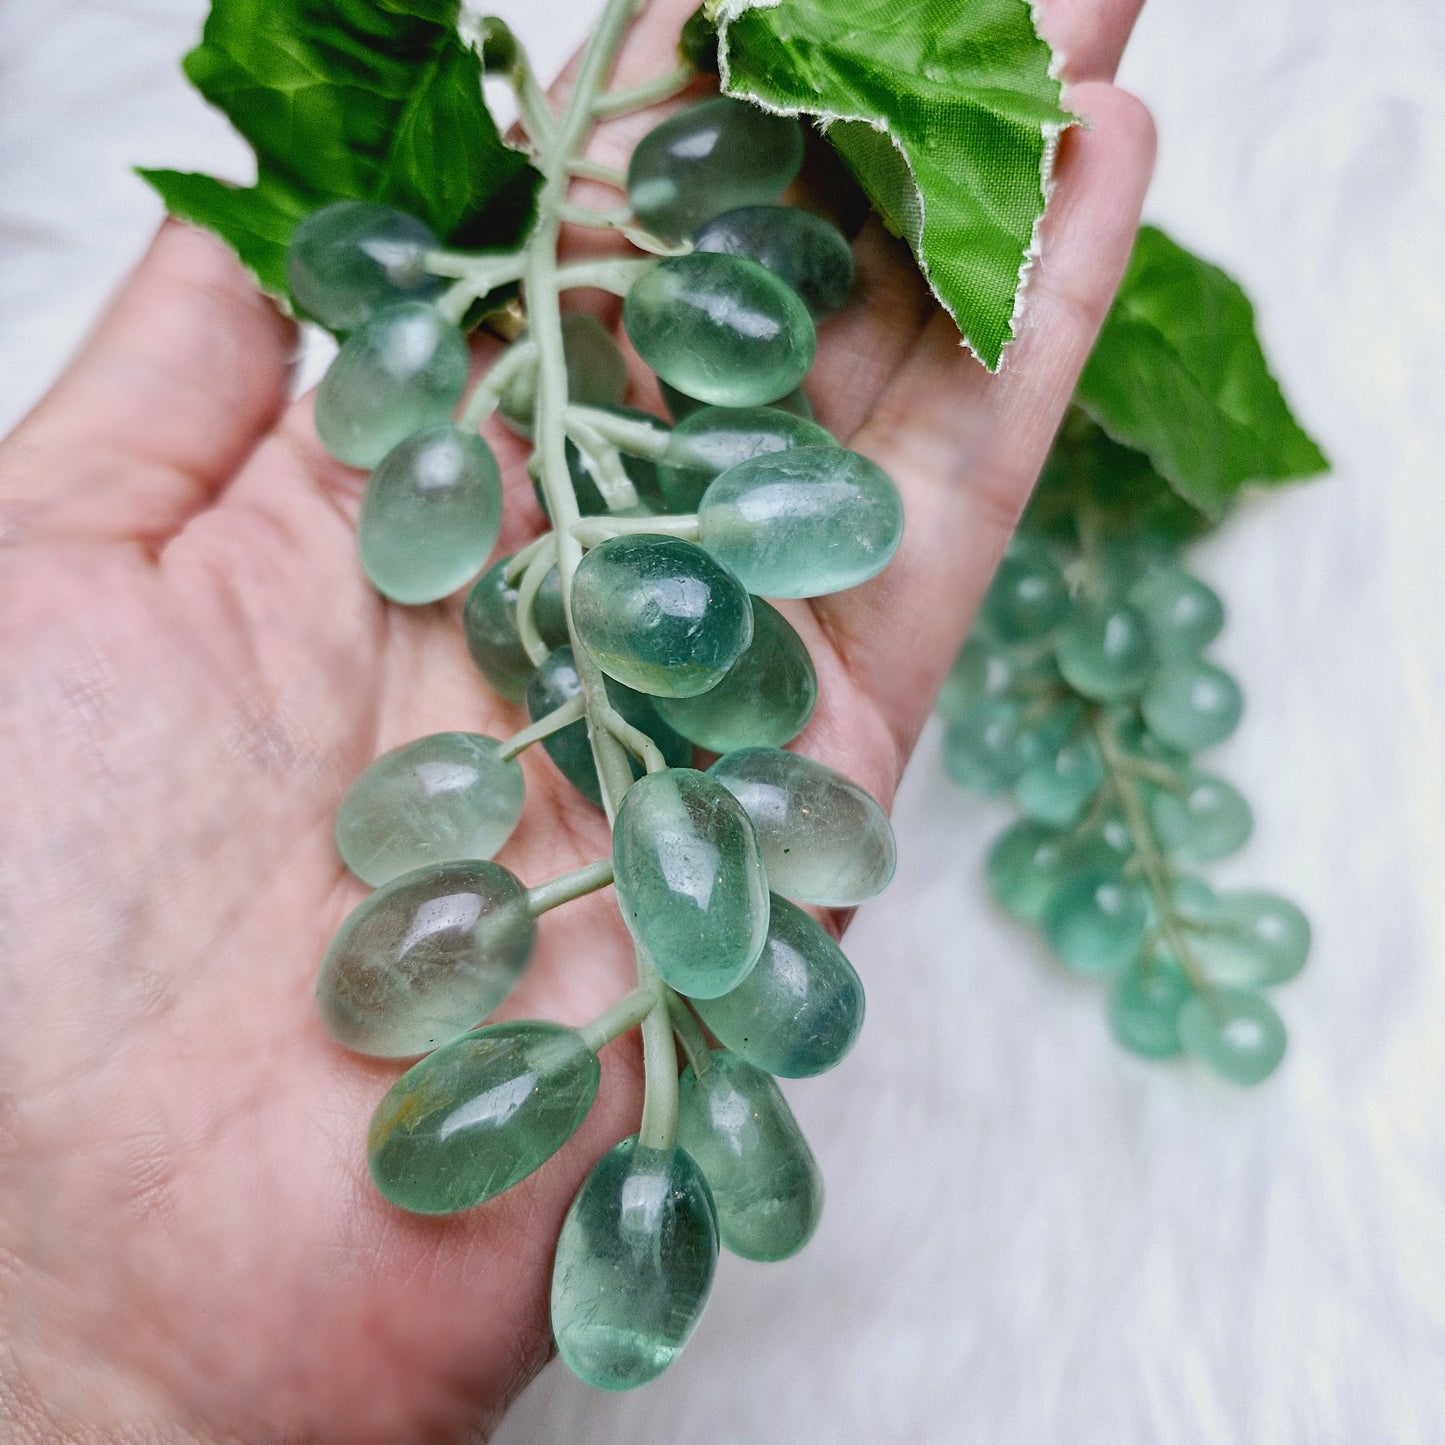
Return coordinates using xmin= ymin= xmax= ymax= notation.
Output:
xmin=0 ymin=2 xmax=1153 ymax=1439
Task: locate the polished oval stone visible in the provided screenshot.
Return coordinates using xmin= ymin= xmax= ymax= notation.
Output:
xmin=626 ymin=96 xmax=803 ymax=243
xmin=551 ymin=1137 xmax=719 ymax=1390
xmin=314 ymin=302 xmax=470 ymax=468
xmin=698 ymin=446 xmax=903 ymax=598
xmin=1055 ymin=603 xmax=1155 ymax=702
xmin=462 ymin=554 xmax=568 ymax=704
xmin=980 ymin=539 xmax=1071 ymax=644
xmin=571 ymin=534 xmax=754 ymax=698
xmin=1191 ymin=889 xmax=1311 ymax=986
xmin=316 ymin=860 xmax=535 ymax=1057
xmin=1142 ymin=660 xmax=1244 ymax=752
xmin=937 ymin=637 xmax=1029 ymax=722
xmin=692 ymin=894 xmax=864 ymax=1078
xmin=1150 ymin=771 xmax=1253 ymax=863
xmin=335 ymin=732 xmax=525 ymax=886
xmin=1178 ymin=987 xmax=1287 ymax=1085
xmin=676 ymin=1051 xmax=823 ymax=1261
xmin=623 ymin=254 xmax=815 ymax=409
xmin=1041 ymin=868 xmax=1149 ymax=975
xmin=984 ymin=819 xmax=1073 ymax=923
xmin=287 ymin=201 xmax=443 ymax=332
xmin=368 ymin=1022 xmax=599 ymax=1215
xmin=658 ymin=406 xmax=835 ymax=513
xmin=613 ymin=768 xmax=769 ymax=998
xmin=708 ymin=746 xmax=895 ymax=906
xmin=652 ymin=599 xmax=816 ymax=751
xmin=1128 ymin=564 xmax=1225 ymax=659
xmin=661 ymin=378 xmax=813 ymax=423
xmin=358 ymin=424 xmax=503 ymax=603
xmin=694 ymin=204 xmax=854 ymax=319
xmin=1014 ymin=731 xmax=1104 ymax=828
xmin=498 ymin=313 xmax=629 ymax=438
xmin=1107 ymin=955 xmax=1193 ymax=1058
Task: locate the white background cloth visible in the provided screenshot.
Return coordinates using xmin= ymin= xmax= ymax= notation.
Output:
xmin=2 ymin=1 xmax=1442 ymax=1441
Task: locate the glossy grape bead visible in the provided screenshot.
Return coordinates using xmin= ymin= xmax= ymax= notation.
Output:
xmin=658 ymin=406 xmax=835 ymax=513
xmin=980 ymin=541 xmax=1070 ymax=644
xmin=626 ymin=96 xmax=803 ymax=243
xmin=551 ymin=1138 xmax=718 ymax=1390
xmin=1015 ymin=732 xmax=1104 ymax=827
xmin=287 ymin=201 xmax=443 ymax=332
xmin=708 ymin=747 xmax=895 ymax=906
xmin=624 ymin=254 xmax=815 ymax=408
xmin=498 ymin=314 xmax=628 ymax=438
xmin=462 ymin=555 xmax=567 ymax=702
xmin=367 ymin=1022 xmax=599 ymax=1214
xmin=613 ymin=769 xmax=769 ymax=998
xmin=1142 ymin=660 xmax=1244 ymax=752
xmin=938 ymin=637 xmax=1017 ymax=721
xmin=1108 ymin=956 xmax=1193 ymax=1058
xmin=943 ymin=700 xmax=1034 ymax=795
xmin=1150 ymin=772 xmax=1253 ymax=863
xmin=652 ymin=599 xmax=816 ymax=751
xmin=357 ymin=425 xmax=502 ymax=603
xmin=316 ymin=860 xmax=534 ymax=1057
xmin=676 ymin=1052 xmax=823 ymax=1261
xmin=314 ymin=303 xmax=470 ymax=468
xmin=694 ymin=205 xmax=854 ymax=319
xmin=698 ymin=447 xmax=903 ymax=598
xmin=692 ymin=894 xmax=864 ymax=1077
xmin=1042 ymin=869 xmax=1149 ymax=974
xmin=335 ymin=733 xmax=524 ymax=886
xmin=1128 ymin=564 xmax=1225 ymax=659
xmin=1178 ymin=988 xmax=1287 ymax=1084
xmin=985 ymin=820 xmax=1072 ymax=923
xmin=1056 ymin=603 xmax=1155 ymax=702
xmin=662 ymin=378 xmax=812 ymax=423
xmin=571 ymin=534 xmax=753 ymax=697
xmin=1192 ymin=890 xmax=1311 ymax=986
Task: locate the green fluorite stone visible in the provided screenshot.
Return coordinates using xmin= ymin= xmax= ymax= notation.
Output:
xmin=1015 ymin=732 xmax=1104 ymax=827
xmin=653 ymin=599 xmax=816 ymax=751
xmin=658 ymin=405 xmax=834 ymax=513
xmin=1142 ymin=660 xmax=1244 ymax=752
xmin=335 ymin=732 xmax=524 ymax=886
xmin=709 ymin=746 xmax=895 ymax=906
xmin=623 ymin=254 xmax=815 ymax=409
xmin=698 ymin=446 xmax=904 ymax=598
xmin=1178 ymin=987 xmax=1287 ymax=1084
xmin=358 ymin=425 xmax=503 ymax=604
xmin=367 ymin=1022 xmax=599 ymax=1215
xmin=1150 ymin=772 xmax=1253 ymax=863
xmin=693 ymin=204 xmax=854 ymax=319
xmin=937 ymin=638 xmax=1020 ymax=722
xmin=1041 ymin=868 xmax=1149 ymax=974
xmin=612 ymin=769 xmax=769 ymax=999
xmin=984 ymin=819 xmax=1072 ymax=923
xmin=676 ymin=1051 xmax=823 ymax=1261
xmin=551 ymin=1138 xmax=719 ymax=1390
xmin=1055 ymin=603 xmax=1155 ymax=702
xmin=980 ymin=541 xmax=1070 ymax=643
xmin=692 ymin=894 xmax=864 ymax=1078
xmin=314 ymin=303 xmax=470 ymax=468
xmin=462 ymin=555 xmax=568 ymax=703
xmin=498 ymin=314 xmax=628 ymax=438
xmin=571 ymin=534 xmax=753 ymax=698
xmin=1107 ymin=956 xmax=1193 ymax=1058
xmin=316 ymin=860 xmax=534 ymax=1057
xmin=1191 ymin=890 xmax=1311 ymax=986
xmin=1127 ymin=564 xmax=1224 ymax=659
xmin=661 ymin=378 xmax=813 ymax=423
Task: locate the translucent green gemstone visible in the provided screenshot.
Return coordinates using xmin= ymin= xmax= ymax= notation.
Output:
xmin=624 ymin=254 xmax=816 ymax=408
xmin=658 ymin=406 xmax=835 ymax=513
xmin=1178 ymin=987 xmax=1287 ymax=1084
xmin=708 ymin=747 xmax=895 ymax=906
xmin=694 ymin=204 xmax=854 ymax=319
xmin=938 ymin=637 xmax=1013 ymax=721
xmin=613 ymin=769 xmax=769 ymax=998
xmin=498 ymin=313 xmax=628 ymax=438
xmin=626 ymin=96 xmax=803 ymax=243
xmin=287 ymin=201 xmax=442 ymax=333
xmin=652 ymin=599 xmax=816 ymax=751
xmin=316 ymin=860 xmax=534 ymax=1057
xmin=943 ymin=700 xmax=1034 ymax=795
xmin=357 ymin=425 xmax=502 ymax=604
xmin=692 ymin=894 xmax=864 ymax=1077
xmin=1042 ymin=869 xmax=1149 ymax=974
xmin=698 ymin=446 xmax=903 ymax=598
xmin=1150 ymin=772 xmax=1253 ymax=863
xmin=538 ymin=405 xmax=668 ymax=518
xmin=1127 ymin=564 xmax=1225 ymax=659
xmin=1107 ymin=955 xmax=1193 ymax=1058
xmin=676 ymin=1051 xmax=823 ymax=1261
xmin=525 ymin=646 xmax=691 ymax=809
xmin=367 ymin=1022 xmax=599 ymax=1215
xmin=335 ymin=733 xmax=524 ymax=887
xmin=1056 ymin=603 xmax=1155 ymax=702
xmin=984 ymin=819 xmax=1072 ymax=923
xmin=661 ymin=378 xmax=812 ymax=423
xmin=1191 ymin=890 xmax=1311 ymax=986
xmin=980 ymin=541 xmax=1070 ymax=644
xmin=1142 ymin=661 xmax=1244 ymax=752
xmin=462 ymin=555 xmax=567 ymax=703
xmin=1015 ymin=732 xmax=1104 ymax=827
xmin=571 ymin=534 xmax=753 ymax=697
xmin=552 ymin=1137 xmax=719 ymax=1390
xmin=314 ymin=303 xmax=470 ymax=468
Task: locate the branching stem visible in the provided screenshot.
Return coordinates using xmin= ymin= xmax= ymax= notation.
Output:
xmin=526 ymin=858 xmax=616 ymax=917
xmin=499 ymin=694 xmax=585 ymax=759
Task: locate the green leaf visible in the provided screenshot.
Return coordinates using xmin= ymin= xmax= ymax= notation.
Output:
xmin=1075 ymin=226 xmax=1329 ymax=517
xmin=140 ymin=0 xmax=540 ymax=309
xmin=715 ymin=0 xmax=1069 ymax=370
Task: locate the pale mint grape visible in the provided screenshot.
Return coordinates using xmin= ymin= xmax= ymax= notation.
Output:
xmin=1191 ymin=890 xmax=1311 ymax=986
xmin=661 ymin=378 xmax=812 ymax=423
xmin=1127 ymin=564 xmax=1225 ymax=659
xmin=462 ymin=555 xmax=567 ymax=703
xmin=571 ymin=535 xmax=753 ymax=697
xmin=1056 ymin=603 xmax=1155 ymax=701
xmin=499 ymin=314 xmax=629 ymax=438
xmin=980 ymin=541 xmax=1070 ymax=644
xmin=1108 ymin=955 xmax=1193 ymax=1058
xmin=985 ymin=820 xmax=1072 ymax=922
xmin=627 ymin=97 xmax=803 ymax=243
xmin=694 ymin=205 xmax=854 ymax=318
xmin=943 ymin=700 xmax=1034 ymax=795
xmin=287 ymin=201 xmax=443 ymax=332
xmin=1042 ymin=869 xmax=1149 ymax=974
xmin=1178 ymin=988 xmax=1287 ymax=1084
xmin=314 ymin=303 xmax=470 ymax=468
xmin=698 ymin=447 xmax=903 ymax=598
xmin=658 ymin=406 xmax=835 ymax=513
xmin=1015 ymin=732 xmax=1104 ymax=826
xmin=335 ymin=732 xmax=524 ymax=886
xmin=938 ymin=637 xmax=1018 ymax=721
xmin=358 ymin=425 xmax=502 ymax=603
xmin=1150 ymin=772 xmax=1253 ymax=863
xmin=624 ymin=254 xmax=815 ymax=408
xmin=1142 ymin=660 xmax=1244 ymax=751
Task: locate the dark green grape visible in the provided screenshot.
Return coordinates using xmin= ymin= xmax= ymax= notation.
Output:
xmin=1177 ymin=987 xmax=1287 ymax=1084
xmin=658 ymin=406 xmax=835 ymax=513
xmin=660 ymin=377 xmax=813 ymax=423
xmin=1015 ymin=731 xmax=1104 ymax=827
xmin=1042 ymin=868 xmax=1149 ymax=974
xmin=1142 ymin=660 xmax=1244 ymax=752
xmin=1107 ymin=955 xmax=1193 ymax=1058
xmin=984 ymin=819 xmax=1073 ymax=922
xmin=1191 ymin=890 xmax=1311 ymax=986
xmin=1127 ymin=564 xmax=1224 ymax=659
xmin=499 ymin=314 xmax=629 ymax=438
xmin=1055 ymin=602 xmax=1155 ymax=701
xmin=1150 ymin=772 xmax=1253 ymax=863
xmin=980 ymin=540 xmax=1070 ymax=644
xmin=693 ymin=204 xmax=854 ymax=319
xmin=943 ymin=700 xmax=1035 ymax=795
xmin=462 ymin=555 xmax=568 ymax=703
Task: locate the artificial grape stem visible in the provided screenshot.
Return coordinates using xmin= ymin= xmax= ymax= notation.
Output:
xmin=592 ymin=60 xmax=695 ymax=116
xmin=556 ymin=200 xmax=635 ymax=229
xmin=555 ymin=257 xmax=656 ymax=296
xmin=526 ymin=858 xmax=616 ymax=917
xmin=516 ymin=538 xmax=561 ymax=667
xmin=571 ymin=513 xmax=701 ymax=547
xmin=563 ymin=417 xmax=640 ymax=509
xmin=665 ymin=991 xmax=713 ymax=1076
xmin=565 ymin=403 xmax=672 ymax=459
xmin=567 ymin=156 xmax=627 ymax=188
xmin=503 ymin=528 xmax=556 ymax=584
xmin=459 ymin=335 xmax=536 ymax=432
xmin=499 ymin=694 xmax=586 ymax=759
xmin=578 ymin=984 xmax=662 ymax=1053
xmin=600 ymin=706 xmax=667 ymax=773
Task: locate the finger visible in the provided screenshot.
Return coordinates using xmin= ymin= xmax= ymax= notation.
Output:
xmin=1042 ymin=0 xmax=1149 ymax=83
xmin=0 ymin=222 xmax=295 ymax=548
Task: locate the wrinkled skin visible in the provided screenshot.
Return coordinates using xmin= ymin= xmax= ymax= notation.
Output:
xmin=0 ymin=0 xmax=1154 ymax=1439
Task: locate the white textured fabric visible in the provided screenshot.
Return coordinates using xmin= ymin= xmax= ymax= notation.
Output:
xmin=2 ymin=2 xmax=1443 ymax=1442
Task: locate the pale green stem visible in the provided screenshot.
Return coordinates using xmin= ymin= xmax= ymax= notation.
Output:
xmin=565 ymin=403 xmax=673 ymax=460
xmin=460 ymin=336 xmax=535 ymax=432
xmin=515 ymin=541 xmax=559 ymax=667
xmin=579 ymin=984 xmax=662 ymax=1053
xmin=557 ymin=200 xmax=635 ymax=229
xmin=563 ymin=417 xmax=640 ymax=510
xmin=600 ymin=706 xmax=667 ymax=773
xmin=502 ymin=529 xmax=555 ymax=584
xmin=498 ymin=694 xmax=585 ymax=760
xmin=568 ymin=156 xmax=628 ymax=188
xmin=555 ymin=257 xmax=655 ymax=296
xmin=526 ymin=858 xmax=615 ymax=917
xmin=508 ymin=54 xmax=558 ymax=153
xmin=665 ymin=991 xmax=713 ymax=1077
xmin=592 ymin=60 xmax=695 ymax=117
xmin=424 ymin=249 xmax=527 ymax=286
xmin=571 ymin=513 xmax=700 ymax=547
